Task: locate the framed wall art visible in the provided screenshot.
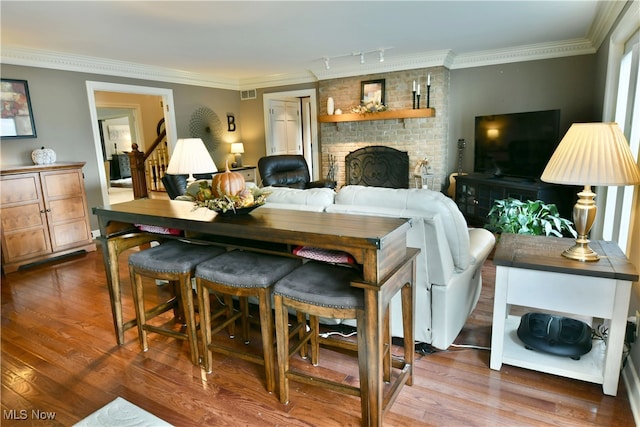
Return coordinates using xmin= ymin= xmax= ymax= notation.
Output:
xmin=1 ymin=79 xmax=37 ymax=138
xmin=361 ymin=79 xmax=385 ymax=105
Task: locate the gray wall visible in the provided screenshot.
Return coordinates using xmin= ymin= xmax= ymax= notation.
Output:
xmin=0 ymin=65 xmax=242 ymax=229
xmin=449 ymin=55 xmax=598 ymax=174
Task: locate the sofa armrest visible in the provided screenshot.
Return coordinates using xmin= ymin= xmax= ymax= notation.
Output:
xmin=423 ymin=214 xmax=456 ymax=286
xmin=468 ymin=228 xmax=496 ymax=265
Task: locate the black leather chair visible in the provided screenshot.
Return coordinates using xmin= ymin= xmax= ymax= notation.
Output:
xmin=258 ymin=155 xmax=336 ymax=189
xmin=161 ymin=173 xmax=215 ymax=199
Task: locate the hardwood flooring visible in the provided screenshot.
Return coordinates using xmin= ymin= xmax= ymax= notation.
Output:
xmin=1 ymin=246 xmax=635 ymax=426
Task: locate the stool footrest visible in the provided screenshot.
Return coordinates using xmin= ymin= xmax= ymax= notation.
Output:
xmin=286 ymin=371 xmax=360 ymax=397
xmin=382 ymin=363 xmax=412 ymax=413
xmin=143 ymin=324 xmax=187 ymax=341
xmin=288 ymin=328 xmax=313 ymax=359
xmin=208 ymin=343 xmax=265 ymax=366
xmin=318 ymin=336 xmax=358 ymax=353
xmin=145 ymin=298 xmax=177 ymax=320
xmin=209 ymin=310 xmax=243 ymax=336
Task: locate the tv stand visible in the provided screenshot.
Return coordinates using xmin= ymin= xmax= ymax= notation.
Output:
xmin=454 ymin=173 xmax=576 ymax=227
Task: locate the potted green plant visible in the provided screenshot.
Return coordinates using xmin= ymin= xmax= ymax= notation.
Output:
xmin=485 ymin=198 xmax=577 ymax=237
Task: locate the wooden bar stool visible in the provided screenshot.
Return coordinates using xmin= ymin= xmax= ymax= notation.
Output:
xmin=195 ymin=250 xmax=301 ymax=392
xmin=273 ymin=261 xmax=392 ymax=410
xmin=128 ymin=240 xmax=226 ymax=365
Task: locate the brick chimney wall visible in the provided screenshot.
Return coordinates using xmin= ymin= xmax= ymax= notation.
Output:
xmin=318 ymin=67 xmax=449 ymax=190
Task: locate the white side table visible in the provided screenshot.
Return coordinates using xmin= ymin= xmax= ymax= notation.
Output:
xmin=490 ymin=234 xmax=638 ymax=396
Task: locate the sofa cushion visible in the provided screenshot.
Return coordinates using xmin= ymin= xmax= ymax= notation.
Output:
xmin=334 ymin=185 xmax=470 ymax=270
xmin=263 ymin=186 xmax=335 ymax=208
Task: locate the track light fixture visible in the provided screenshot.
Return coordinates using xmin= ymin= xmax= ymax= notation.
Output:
xmin=320 ymin=48 xmax=391 ymax=70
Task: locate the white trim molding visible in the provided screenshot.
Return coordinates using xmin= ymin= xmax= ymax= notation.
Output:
xmin=623 ymin=355 xmax=640 ymax=426
xmin=3 ymin=38 xmax=600 ymax=89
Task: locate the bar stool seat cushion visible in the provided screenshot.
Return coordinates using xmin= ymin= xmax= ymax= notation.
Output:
xmin=196 ymin=251 xmax=301 ymax=288
xmin=274 ymin=261 xmax=363 ymax=309
xmin=129 ymin=240 xmax=223 ymax=273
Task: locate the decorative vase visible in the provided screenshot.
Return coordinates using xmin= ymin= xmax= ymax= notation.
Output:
xmin=327 ymin=97 xmax=335 ymax=115
xmin=31 ymin=147 xmax=56 ymax=165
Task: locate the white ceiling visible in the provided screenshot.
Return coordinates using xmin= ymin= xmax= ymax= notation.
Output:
xmin=0 ymin=1 xmax=625 ymax=90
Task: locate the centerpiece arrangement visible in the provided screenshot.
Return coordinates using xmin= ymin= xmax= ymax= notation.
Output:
xmin=351 ymin=99 xmax=387 ymax=114
xmin=193 ymin=161 xmax=269 ymax=214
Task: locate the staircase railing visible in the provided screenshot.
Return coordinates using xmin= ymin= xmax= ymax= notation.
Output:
xmin=127 ymin=119 xmax=169 ymax=199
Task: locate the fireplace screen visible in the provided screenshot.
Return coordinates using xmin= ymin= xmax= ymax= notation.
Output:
xmin=345 ymin=146 xmax=409 ymax=188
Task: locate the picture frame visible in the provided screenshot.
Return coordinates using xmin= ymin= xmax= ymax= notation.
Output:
xmin=361 ymin=79 xmax=385 ymax=105
xmin=1 ymin=79 xmax=37 ymax=138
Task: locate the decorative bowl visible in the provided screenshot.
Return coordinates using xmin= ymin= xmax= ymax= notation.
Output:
xmin=212 ymin=201 xmax=264 ymax=216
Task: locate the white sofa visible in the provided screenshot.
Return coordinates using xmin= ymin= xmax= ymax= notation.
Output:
xmin=263 ymin=185 xmax=496 ymax=350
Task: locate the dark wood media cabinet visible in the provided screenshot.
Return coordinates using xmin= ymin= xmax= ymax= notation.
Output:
xmin=454 ymin=173 xmax=577 ymax=227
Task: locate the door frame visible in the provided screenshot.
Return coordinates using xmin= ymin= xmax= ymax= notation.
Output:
xmin=263 ymin=89 xmax=319 ymax=179
xmin=86 ymin=81 xmax=178 ymax=206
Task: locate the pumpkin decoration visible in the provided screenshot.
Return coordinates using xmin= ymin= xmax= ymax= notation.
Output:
xmin=31 ymin=146 xmax=57 ymax=165
xmin=211 ymin=160 xmax=245 ymax=197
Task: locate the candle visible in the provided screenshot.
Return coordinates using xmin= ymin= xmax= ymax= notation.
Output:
xmin=427 ymin=73 xmax=431 ymax=86
xmin=417 ymin=84 xmax=420 ymax=95
xmin=413 ymin=80 xmax=416 ymax=91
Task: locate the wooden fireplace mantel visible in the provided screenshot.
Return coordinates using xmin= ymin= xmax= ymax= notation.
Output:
xmin=318 ymin=108 xmax=436 ymax=123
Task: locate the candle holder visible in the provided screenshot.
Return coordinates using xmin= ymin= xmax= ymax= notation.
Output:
xmin=412 ymin=91 xmax=416 ymax=109
xmin=427 ymin=85 xmax=431 ymax=108
xmin=416 ymin=94 xmax=421 ymax=109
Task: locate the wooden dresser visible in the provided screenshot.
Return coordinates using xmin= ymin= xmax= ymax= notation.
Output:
xmin=1 ymin=162 xmax=96 ymax=273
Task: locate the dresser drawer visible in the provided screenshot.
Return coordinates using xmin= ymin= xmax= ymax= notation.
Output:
xmin=235 ymin=167 xmax=256 ymax=183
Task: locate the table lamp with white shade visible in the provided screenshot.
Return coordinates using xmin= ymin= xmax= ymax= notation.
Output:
xmin=166 ymin=138 xmax=217 ymax=184
xmin=231 ymin=142 xmax=244 ymax=167
xmin=541 ymin=122 xmax=640 ymax=262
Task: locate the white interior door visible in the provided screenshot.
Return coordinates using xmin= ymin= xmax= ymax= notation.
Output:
xmin=269 ymin=99 xmax=301 ymax=155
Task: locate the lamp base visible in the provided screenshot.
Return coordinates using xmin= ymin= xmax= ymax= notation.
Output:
xmin=563 ymin=185 xmax=600 ymax=262
xmin=562 ymin=240 xmax=600 ymax=262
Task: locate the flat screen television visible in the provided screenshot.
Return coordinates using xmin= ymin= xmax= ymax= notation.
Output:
xmin=474 ymin=109 xmax=561 ymax=180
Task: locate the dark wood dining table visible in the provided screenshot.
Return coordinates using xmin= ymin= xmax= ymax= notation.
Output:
xmin=92 ymin=198 xmax=419 ymax=426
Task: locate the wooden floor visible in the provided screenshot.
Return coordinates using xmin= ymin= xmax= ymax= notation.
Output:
xmin=1 ymin=246 xmax=635 ymax=426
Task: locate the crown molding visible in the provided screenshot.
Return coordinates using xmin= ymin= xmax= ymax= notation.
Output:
xmin=238 ymin=70 xmax=318 ymax=91
xmin=0 ymin=47 xmax=240 ymax=90
xmin=1 ymin=38 xmax=599 ymax=90
xmin=450 ymin=38 xmax=597 ymax=69
xmin=587 ymin=0 xmax=628 ymax=51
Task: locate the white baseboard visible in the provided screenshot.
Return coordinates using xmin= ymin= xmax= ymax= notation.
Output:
xmin=623 ymin=355 xmax=640 ymax=426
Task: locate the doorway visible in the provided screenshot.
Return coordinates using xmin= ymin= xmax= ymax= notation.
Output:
xmin=97 ymin=106 xmax=142 ymax=204
xmin=263 ymin=89 xmax=319 ymax=180
xmin=86 ymin=81 xmax=178 ymax=206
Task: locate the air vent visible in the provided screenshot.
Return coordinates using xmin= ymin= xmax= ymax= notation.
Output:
xmin=240 ymin=89 xmax=257 ymax=100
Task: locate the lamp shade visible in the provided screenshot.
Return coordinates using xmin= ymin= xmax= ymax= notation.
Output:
xmin=166 ymin=138 xmax=217 ymax=175
xmin=541 ymin=123 xmax=640 ymax=186
xmin=230 ymin=142 xmax=245 ymax=154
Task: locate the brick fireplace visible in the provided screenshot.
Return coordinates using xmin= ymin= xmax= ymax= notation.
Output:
xmin=318 ymin=67 xmax=449 ymax=190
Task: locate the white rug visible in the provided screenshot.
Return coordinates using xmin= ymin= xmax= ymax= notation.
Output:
xmin=73 ymin=397 xmax=173 ymax=427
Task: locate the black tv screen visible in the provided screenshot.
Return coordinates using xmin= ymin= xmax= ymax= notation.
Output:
xmin=474 ymin=109 xmax=561 ymax=180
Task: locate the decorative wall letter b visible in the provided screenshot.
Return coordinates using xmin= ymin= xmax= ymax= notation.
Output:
xmin=227 ymin=114 xmax=236 ymax=132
